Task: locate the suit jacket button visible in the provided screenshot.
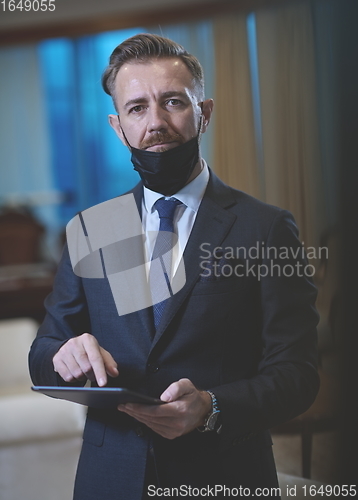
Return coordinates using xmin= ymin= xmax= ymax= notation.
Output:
xmin=136 ymin=426 xmax=145 ymax=437
xmin=147 ymin=363 xmax=160 ymax=373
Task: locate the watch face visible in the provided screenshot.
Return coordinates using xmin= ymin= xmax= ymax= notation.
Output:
xmin=207 ymin=411 xmax=219 ymax=431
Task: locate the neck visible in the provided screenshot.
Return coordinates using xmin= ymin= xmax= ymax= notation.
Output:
xmin=185 ymin=157 xmax=203 ymax=186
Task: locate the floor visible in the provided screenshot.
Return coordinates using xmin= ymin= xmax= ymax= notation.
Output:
xmin=272 ymin=431 xmax=341 ymax=484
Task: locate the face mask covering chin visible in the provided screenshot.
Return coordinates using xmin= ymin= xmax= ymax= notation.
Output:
xmin=129 ymin=136 xmax=200 ymax=196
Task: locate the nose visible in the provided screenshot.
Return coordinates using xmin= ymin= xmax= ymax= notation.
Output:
xmin=147 ymin=104 xmax=168 ymax=133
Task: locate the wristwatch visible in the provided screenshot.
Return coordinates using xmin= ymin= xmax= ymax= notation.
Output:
xmin=197 ymin=390 xmax=222 ymax=433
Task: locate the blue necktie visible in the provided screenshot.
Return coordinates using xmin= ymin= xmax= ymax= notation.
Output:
xmin=151 ymin=197 xmax=182 ymax=330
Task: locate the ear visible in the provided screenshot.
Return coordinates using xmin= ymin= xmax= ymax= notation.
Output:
xmin=200 ymin=99 xmax=214 ymax=134
xmin=108 ymin=114 xmax=127 ymax=147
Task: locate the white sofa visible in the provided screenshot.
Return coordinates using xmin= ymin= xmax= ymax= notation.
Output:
xmin=0 ymin=318 xmax=85 ymax=500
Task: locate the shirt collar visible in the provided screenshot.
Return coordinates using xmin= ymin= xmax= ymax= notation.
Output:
xmin=143 ymin=160 xmax=209 ymax=215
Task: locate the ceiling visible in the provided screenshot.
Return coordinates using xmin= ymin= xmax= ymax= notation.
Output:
xmin=0 ymin=0 xmax=300 ymax=45
xmin=0 ymin=0 xmax=219 ymax=29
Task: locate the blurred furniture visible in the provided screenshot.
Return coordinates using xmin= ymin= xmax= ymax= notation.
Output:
xmin=0 ymin=207 xmax=55 ymax=321
xmin=0 ymin=207 xmax=44 ymax=265
xmin=0 ymin=263 xmax=55 ymax=322
xmin=0 ymin=318 xmax=85 ymax=500
xmin=271 ymin=367 xmax=339 ymax=479
xmin=271 ymin=228 xmax=341 ymax=479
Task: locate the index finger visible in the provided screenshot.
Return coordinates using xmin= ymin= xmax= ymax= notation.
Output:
xmin=82 ymin=336 xmax=107 ymax=386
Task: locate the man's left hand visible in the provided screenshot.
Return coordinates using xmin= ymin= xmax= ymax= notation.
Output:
xmin=117 ymin=378 xmax=211 ymax=439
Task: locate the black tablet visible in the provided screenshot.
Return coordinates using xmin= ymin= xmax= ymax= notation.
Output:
xmin=32 ymin=386 xmax=165 ymax=408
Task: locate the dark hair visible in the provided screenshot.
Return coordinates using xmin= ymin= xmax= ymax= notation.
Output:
xmin=102 ymin=33 xmax=204 ymax=108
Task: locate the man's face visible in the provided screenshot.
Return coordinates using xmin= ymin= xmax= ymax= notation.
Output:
xmin=108 ymin=57 xmax=213 ymax=152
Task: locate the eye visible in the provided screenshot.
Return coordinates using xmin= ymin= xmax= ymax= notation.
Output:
xmin=129 ymin=105 xmax=145 ymax=114
xmin=166 ymin=99 xmax=183 ymax=107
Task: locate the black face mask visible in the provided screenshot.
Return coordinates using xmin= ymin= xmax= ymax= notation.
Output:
xmin=130 ymin=136 xmax=199 ymax=196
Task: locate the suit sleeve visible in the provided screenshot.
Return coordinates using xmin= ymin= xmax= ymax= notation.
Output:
xmin=211 ymin=209 xmax=320 ymax=452
xmin=29 ymin=244 xmax=91 ymax=387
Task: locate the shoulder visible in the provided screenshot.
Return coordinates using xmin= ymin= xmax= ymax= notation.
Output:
xmin=207 ymin=169 xmax=294 ymax=231
xmin=69 ymin=182 xmax=143 ymax=224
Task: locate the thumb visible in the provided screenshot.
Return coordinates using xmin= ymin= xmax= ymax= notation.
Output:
xmin=100 ymin=347 xmax=119 ymax=377
xmin=160 ymin=378 xmax=193 ymax=402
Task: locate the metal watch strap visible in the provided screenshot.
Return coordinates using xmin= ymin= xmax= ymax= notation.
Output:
xmin=197 ymin=390 xmax=222 ymax=433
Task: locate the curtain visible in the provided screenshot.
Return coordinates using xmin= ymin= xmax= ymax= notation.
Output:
xmin=0 ymin=46 xmax=53 ymax=199
xmin=0 ymin=45 xmax=60 ymax=257
xmin=311 ymin=0 xmax=339 ymax=227
xmin=256 ymin=2 xmax=325 ymax=248
xmin=213 ymin=4 xmax=327 ymax=248
xmin=213 ymin=14 xmax=260 ymax=198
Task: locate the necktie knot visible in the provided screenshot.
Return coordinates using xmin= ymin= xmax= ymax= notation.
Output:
xmin=154 ymin=198 xmax=182 ymax=224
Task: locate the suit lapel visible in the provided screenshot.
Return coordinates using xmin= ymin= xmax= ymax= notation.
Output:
xmin=150 ymin=171 xmax=237 ymax=347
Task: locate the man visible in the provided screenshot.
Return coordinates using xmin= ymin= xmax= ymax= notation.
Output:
xmin=29 ymin=34 xmax=319 ymax=499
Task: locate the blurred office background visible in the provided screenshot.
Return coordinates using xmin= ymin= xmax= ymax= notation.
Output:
xmin=0 ymin=0 xmax=357 ymax=498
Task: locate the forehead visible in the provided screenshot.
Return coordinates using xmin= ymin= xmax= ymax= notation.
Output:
xmin=113 ymin=58 xmax=197 ymax=106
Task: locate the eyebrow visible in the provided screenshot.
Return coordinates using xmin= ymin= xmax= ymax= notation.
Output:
xmin=123 ymin=91 xmax=190 ymax=109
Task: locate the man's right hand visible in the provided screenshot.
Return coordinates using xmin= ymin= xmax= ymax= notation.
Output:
xmin=53 ymin=333 xmax=119 ymax=387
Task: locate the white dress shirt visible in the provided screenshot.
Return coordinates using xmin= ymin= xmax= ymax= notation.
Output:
xmin=142 ymin=160 xmax=209 ymax=276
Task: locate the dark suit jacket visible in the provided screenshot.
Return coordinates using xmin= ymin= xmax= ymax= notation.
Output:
xmin=29 ymin=171 xmax=319 ymax=499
